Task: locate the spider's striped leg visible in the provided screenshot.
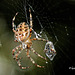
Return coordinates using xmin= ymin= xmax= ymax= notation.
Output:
xmin=12 ymin=12 xmax=18 ymax=32
xmin=27 ymin=52 xmax=45 ymax=68
xmin=26 ymin=8 xmax=33 ymax=39
xmin=12 ymin=45 xmax=31 ymax=69
xmin=12 ymin=44 xmax=22 ymax=58
xmin=31 ymin=48 xmax=47 ymax=61
xmin=17 ymin=50 xmax=31 ymax=69
xmin=29 ymin=8 xmax=32 ymax=28
xmin=31 ymin=38 xmax=49 ymax=42
xmin=31 ymin=38 xmax=48 ymax=59
xmin=12 ymin=44 xmax=23 ymax=63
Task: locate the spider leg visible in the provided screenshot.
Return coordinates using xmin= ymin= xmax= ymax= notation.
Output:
xmin=12 ymin=44 xmax=22 ymax=57
xmin=29 ymin=8 xmax=32 ymax=28
xmin=12 ymin=44 xmax=31 ymax=69
xmin=26 ymin=8 xmax=33 ymax=39
xmin=29 ymin=8 xmax=42 ymax=38
xmin=27 ymin=51 xmax=44 ymax=68
xmin=12 ymin=12 xmax=18 ymax=32
xmin=31 ymin=48 xmax=47 ymax=61
xmin=31 ymin=38 xmax=48 ymax=42
xmin=31 ymin=38 xmax=49 ymax=61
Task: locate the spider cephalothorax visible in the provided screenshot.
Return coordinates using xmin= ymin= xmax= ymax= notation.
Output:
xmin=12 ymin=8 xmax=56 ymax=69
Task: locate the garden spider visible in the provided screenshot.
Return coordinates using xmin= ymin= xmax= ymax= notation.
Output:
xmin=12 ymin=8 xmax=56 ymax=69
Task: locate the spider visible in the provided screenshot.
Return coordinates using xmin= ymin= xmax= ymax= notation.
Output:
xmin=12 ymin=8 xmax=56 ymax=69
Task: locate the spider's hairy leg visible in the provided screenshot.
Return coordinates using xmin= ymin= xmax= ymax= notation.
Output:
xmin=17 ymin=59 xmax=31 ymax=69
xmin=12 ymin=12 xmax=18 ymax=32
xmin=17 ymin=49 xmax=31 ymax=69
xmin=27 ymin=53 xmax=45 ymax=68
xmin=12 ymin=45 xmax=31 ymax=69
xmin=31 ymin=38 xmax=49 ymax=42
xmin=12 ymin=44 xmax=22 ymax=59
xmin=29 ymin=8 xmax=32 ymax=28
xmin=31 ymin=48 xmax=47 ymax=61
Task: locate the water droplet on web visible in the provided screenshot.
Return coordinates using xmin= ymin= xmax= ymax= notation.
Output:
xmin=46 ymin=61 xmax=48 ymax=64
xmin=67 ymin=33 xmax=69 ymax=36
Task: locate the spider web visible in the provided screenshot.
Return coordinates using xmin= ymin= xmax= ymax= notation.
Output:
xmin=0 ymin=0 xmax=75 ymax=75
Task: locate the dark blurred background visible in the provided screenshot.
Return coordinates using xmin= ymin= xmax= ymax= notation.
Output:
xmin=0 ymin=0 xmax=75 ymax=75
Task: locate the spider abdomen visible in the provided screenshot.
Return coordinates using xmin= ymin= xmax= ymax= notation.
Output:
xmin=14 ymin=22 xmax=30 ymax=42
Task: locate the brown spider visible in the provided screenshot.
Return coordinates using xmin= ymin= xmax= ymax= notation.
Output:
xmin=12 ymin=8 xmax=56 ymax=69
xmin=12 ymin=8 xmax=49 ymax=69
